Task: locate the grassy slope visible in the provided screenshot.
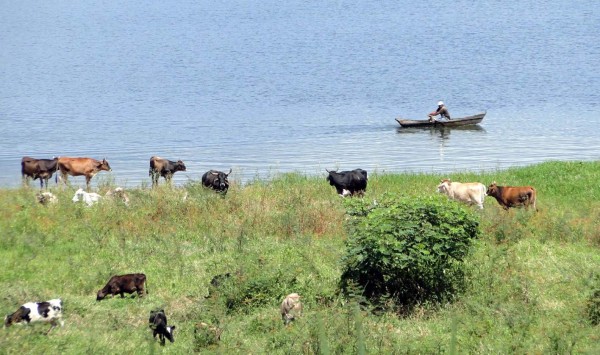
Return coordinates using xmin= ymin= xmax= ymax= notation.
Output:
xmin=0 ymin=161 xmax=598 ymax=354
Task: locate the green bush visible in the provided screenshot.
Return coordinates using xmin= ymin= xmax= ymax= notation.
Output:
xmin=340 ymin=194 xmax=480 ymax=308
xmin=586 ymin=275 xmax=600 ymax=326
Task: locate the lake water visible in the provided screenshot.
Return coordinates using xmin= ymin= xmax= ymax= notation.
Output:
xmin=1 ymin=0 xmax=599 ymax=188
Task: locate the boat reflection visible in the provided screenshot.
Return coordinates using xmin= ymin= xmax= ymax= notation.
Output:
xmin=396 ymin=124 xmax=486 ymax=140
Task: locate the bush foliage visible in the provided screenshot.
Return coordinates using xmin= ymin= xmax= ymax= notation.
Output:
xmin=340 ymin=194 xmax=480 ymax=307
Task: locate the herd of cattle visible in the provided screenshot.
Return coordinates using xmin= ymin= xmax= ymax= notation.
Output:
xmin=8 ymin=156 xmax=537 ymax=341
xmin=21 ymin=156 xmax=537 ymax=210
xmin=4 ymin=273 xmax=302 ymax=346
xmin=21 ymin=156 xmax=231 ymax=193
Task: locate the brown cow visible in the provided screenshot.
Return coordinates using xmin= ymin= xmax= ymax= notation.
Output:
xmin=96 ymin=273 xmax=147 ymax=301
xmin=486 ymin=182 xmax=537 ymax=210
xmin=58 ymin=157 xmax=111 ymax=191
xmin=21 ymin=157 xmax=59 ymax=189
xmin=149 ymin=156 xmax=186 ymax=187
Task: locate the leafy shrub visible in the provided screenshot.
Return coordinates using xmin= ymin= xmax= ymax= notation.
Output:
xmin=340 ymin=194 xmax=480 ymax=308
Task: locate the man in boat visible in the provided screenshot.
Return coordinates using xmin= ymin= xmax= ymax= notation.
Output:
xmin=428 ymin=101 xmax=451 ymax=122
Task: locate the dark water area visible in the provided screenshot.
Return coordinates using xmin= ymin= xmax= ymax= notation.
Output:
xmin=1 ymin=1 xmax=599 ymax=188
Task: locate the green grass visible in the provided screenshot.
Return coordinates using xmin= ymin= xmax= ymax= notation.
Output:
xmin=1 ymin=161 xmax=599 ymax=354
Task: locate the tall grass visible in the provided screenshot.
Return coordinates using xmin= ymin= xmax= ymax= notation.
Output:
xmin=0 ymin=161 xmax=598 ymax=354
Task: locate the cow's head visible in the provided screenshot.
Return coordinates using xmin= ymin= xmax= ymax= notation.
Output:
xmin=96 ymin=289 xmax=107 ymax=301
xmin=325 ymin=169 xmax=339 ymax=186
xmin=437 ymin=179 xmax=451 ymax=193
xmin=165 ymin=325 xmax=176 ymax=343
xmin=98 ymin=158 xmax=112 ymax=172
xmin=210 ymin=169 xmax=231 ymax=191
xmin=486 ymin=182 xmax=498 ymax=196
xmin=175 ymin=160 xmax=186 ymax=172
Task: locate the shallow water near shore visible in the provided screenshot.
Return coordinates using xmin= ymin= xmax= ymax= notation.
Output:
xmin=1 ymin=1 xmax=599 ymax=188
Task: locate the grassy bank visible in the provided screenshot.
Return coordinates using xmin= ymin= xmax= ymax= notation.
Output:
xmin=1 ymin=161 xmax=599 ymax=354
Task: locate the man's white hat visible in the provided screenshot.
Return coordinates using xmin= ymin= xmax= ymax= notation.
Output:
xmin=438 ymin=101 xmax=444 ymax=106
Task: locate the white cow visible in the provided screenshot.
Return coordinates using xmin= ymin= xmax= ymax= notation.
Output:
xmin=4 ymin=298 xmax=64 ymax=334
xmin=280 ymin=293 xmax=302 ymax=325
xmin=72 ymin=188 xmax=102 ymax=206
xmin=437 ymin=179 xmax=486 ymax=209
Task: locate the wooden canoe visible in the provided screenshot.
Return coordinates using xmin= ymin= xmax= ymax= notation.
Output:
xmin=395 ymin=112 xmax=486 ymax=128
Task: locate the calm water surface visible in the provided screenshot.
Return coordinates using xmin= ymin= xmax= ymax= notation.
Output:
xmin=1 ymin=1 xmax=598 ymax=188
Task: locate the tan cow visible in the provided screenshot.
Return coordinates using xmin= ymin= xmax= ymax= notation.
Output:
xmin=58 ymin=157 xmax=111 ymax=191
xmin=437 ymin=179 xmax=486 ymax=209
xmin=486 ymin=182 xmax=537 ymax=210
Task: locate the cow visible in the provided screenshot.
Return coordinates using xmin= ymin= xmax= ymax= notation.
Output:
xmin=486 ymin=182 xmax=537 ymax=210
xmin=149 ymin=156 xmax=186 ymax=187
xmin=58 ymin=157 xmax=112 ymax=191
xmin=437 ymin=179 xmax=486 ymax=209
xmin=37 ymin=192 xmax=58 ymax=205
xmin=72 ymin=188 xmax=102 ymax=207
xmin=280 ymin=293 xmax=302 ymax=325
xmin=326 ymin=169 xmax=368 ymax=197
xmin=201 ymin=169 xmax=231 ymax=194
xmin=21 ymin=157 xmax=59 ymax=189
xmin=105 ymin=187 xmax=130 ymax=206
xmin=4 ymin=298 xmax=64 ymax=334
xmin=149 ymin=309 xmax=176 ymax=346
xmin=96 ymin=273 xmax=147 ymax=301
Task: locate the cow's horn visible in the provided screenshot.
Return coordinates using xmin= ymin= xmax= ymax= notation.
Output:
xmin=226 ymin=168 xmax=232 ymax=176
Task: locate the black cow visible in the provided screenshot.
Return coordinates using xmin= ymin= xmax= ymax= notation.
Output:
xmin=21 ymin=157 xmax=59 ymax=189
xmin=326 ymin=169 xmax=368 ymax=197
xmin=149 ymin=309 xmax=176 ymax=345
xmin=201 ymin=169 xmax=232 ymax=194
xmin=96 ymin=273 xmax=147 ymax=300
xmin=149 ymin=156 xmax=186 ymax=187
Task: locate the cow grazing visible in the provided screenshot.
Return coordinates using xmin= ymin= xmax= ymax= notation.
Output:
xmin=149 ymin=309 xmax=175 ymax=346
xmin=201 ymin=169 xmax=231 ymax=194
xmin=437 ymin=179 xmax=486 ymax=209
xmin=72 ymin=188 xmax=102 ymax=207
xmin=326 ymin=169 xmax=368 ymax=197
xmin=280 ymin=293 xmax=302 ymax=325
xmin=37 ymin=192 xmax=58 ymax=205
xmin=96 ymin=273 xmax=147 ymax=301
xmin=21 ymin=157 xmax=59 ymax=189
xmin=486 ymin=182 xmax=537 ymax=210
xmin=105 ymin=187 xmax=130 ymax=206
xmin=149 ymin=156 xmax=186 ymax=187
xmin=4 ymin=298 xmax=64 ymax=334
xmin=58 ymin=157 xmax=111 ymax=191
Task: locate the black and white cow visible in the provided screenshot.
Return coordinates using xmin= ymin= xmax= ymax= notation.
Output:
xmin=326 ymin=169 xmax=368 ymax=197
xmin=149 ymin=309 xmax=176 ymax=345
xmin=4 ymin=298 xmax=64 ymax=334
xmin=201 ymin=169 xmax=232 ymax=194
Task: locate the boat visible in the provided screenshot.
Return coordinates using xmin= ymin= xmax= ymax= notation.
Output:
xmin=395 ymin=112 xmax=486 ymax=128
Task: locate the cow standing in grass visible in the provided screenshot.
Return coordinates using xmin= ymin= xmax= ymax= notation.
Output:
xmin=486 ymin=182 xmax=537 ymax=210
xmin=58 ymin=157 xmax=112 ymax=191
xmin=149 ymin=309 xmax=176 ymax=346
xmin=149 ymin=156 xmax=186 ymax=187
xmin=96 ymin=273 xmax=147 ymax=300
xmin=4 ymin=299 xmax=64 ymax=334
xmin=437 ymin=179 xmax=486 ymax=209
xmin=326 ymin=169 xmax=368 ymax=197
xmin=201 ymin=169 xmax=231 ymax=194
xmin=21 ymin=157 xmax=59 ymax=189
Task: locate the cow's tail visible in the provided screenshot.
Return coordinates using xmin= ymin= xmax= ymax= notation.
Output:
xmin=479 ymin=183 xmax=486 ymax=208
xmin=529 ymin=188 xmax=537 ymax=211
xmin=145 ymin=276 xmax=149 ymax=295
